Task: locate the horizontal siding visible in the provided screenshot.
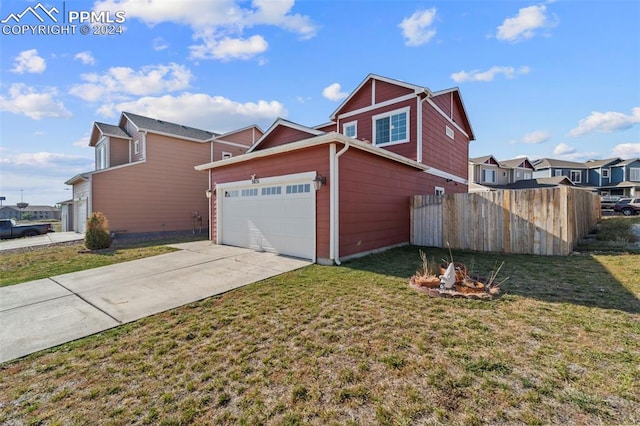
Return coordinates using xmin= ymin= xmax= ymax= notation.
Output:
xmin=258 ymin=127 xmax=318 ymax=150
xmin=110 ymin=137 xmax=129 ymax=167
xmin=339 ymin=79 xmax=372 ymax=113
xmin=210 ymin=145 xmax=331 ymax=259
xmin=218 ymin=127 xmax=261 ymax=146
xmin=374 ymin=79 xmax=414 ymax=104
xmin=422 ymin=102 xmax=469 ymax=179
xmin=338 ymin=148 xmax=445 ymax=258
xmin=92 ymin=134 xmax=211 ymax=234
xmin=316 ymin=122 xmax=336 ymax=133
xmin=213 ymin=143 xmax=246 ymax=161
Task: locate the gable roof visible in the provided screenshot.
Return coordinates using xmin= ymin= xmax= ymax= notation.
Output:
xmin=247 ymin=118 xmax=324 ymax=153
xmin=615 ymin=158 xmax=640 ymax=166
xmin=430 ymin=87 xmax=475 ymax=141
xmin=505 ymin=176 xmax=574 ymax=189
xmin=121 ymin=112 xmax=218 ymax=142
xmin=469 ymin=155 xmax=498 ymax=165
xmin=329 ymin=74 xmax=431 ymax=121
xmin=89 ymin=122 xmax=132 ymax=146
xmin=533 ymin=158 xmax=587 ymax=170
xmin=499 ymin=157 xmax=534 ymax=169
xmin=584 ymin=158 xmax=621 ymax=168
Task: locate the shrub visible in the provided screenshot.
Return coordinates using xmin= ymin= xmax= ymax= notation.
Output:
xmin=84 ymin=212 xmax=111 ymax=250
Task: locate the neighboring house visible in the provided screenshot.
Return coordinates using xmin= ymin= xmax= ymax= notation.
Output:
xmin=65 ymin=112 xmax=262 ymax=235
xmin=0 ymin=205 xmax=61 ymax=221
xmin=195 ymin=74 xmax=475 ymax=264
xmin=468 ymin=155 xmax=535 ymax=191
xmin=532 ymin=157 xmax=640 ymax=197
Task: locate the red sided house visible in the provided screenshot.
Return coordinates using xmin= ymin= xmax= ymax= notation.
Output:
xmin=65 ymin=112 xmax=262 ymax=235
xmin=195 ymin=74 xmax=474 ymax=264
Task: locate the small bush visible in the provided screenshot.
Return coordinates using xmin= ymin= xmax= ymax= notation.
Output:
xmin=85 ymin=212 xmax=111 ymax=250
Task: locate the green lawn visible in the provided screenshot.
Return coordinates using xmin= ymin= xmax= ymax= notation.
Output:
xmin=1 ymin=242 xmax=638 ymax=424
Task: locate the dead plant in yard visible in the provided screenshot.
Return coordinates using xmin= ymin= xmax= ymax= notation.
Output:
xmin=410 ymin=250 xmax=440 ymax=288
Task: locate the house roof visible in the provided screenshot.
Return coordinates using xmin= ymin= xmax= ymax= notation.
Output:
xmin=430 ymin=87 xmax=475 ymax=141
xmin=247 ymin=118 xmax=325 ymax=153
xmin=329 ymin=74 xmax=431 ymax=121
xmin=121 ymin=112 xmax=218 ymax=142
xmin=94 ymin=122 xmax=131 ymax=139
xmin=499 ymin=157 xmax=534 ymax=169
xmin=615 ymin=158 xmax=640 ymax=166
xmin=469 ymin=155 xmax=498 ymax=165
xmin=584 ymin=158 xmax=621 ymax=168
xmin=1 ymin=205 xmax=60 ymax=212
xmin=506 ymin=176 xmax=574 ymax=189
xmin=533 ymin=158 xmax=587 ymax=170
xmin=196 ymin=132 xmax=430 ymax=173
xmin=64 ymin=173 xmax=92 ymax=185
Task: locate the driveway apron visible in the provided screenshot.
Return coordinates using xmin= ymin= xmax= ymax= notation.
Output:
xmin=0 ymin=241 xmax=310 ymax=363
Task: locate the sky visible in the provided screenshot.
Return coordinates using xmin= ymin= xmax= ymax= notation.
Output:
xmin=1 ymin=0 xmax=639 ymax=206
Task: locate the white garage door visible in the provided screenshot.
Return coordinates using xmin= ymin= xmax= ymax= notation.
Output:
xmin=219 ymin=175 xmax=315 ymax=260
xmin=76 ymin=200 xmax=87 ymax=234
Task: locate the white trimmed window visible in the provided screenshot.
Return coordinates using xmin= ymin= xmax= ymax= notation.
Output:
xmin=570 ymin=170 xmax=582 ymax=183
xmin=96 ymin=139 xmax=108 ymax=170
xmin=343 ymin=121 xmax=357 ymax=139
xmin=554 ymin=170 xmax=563 ymax=177
xmin=482 ymin=169 xmax=496 ymax=183
xmin=445 ymin=126 xmax=454 ymax=140
xmin=602 ymin=168 xmax=610 ymax=178
xmin=134 ymin=140 xmax=140 ymax=155
xmin=630 ymin=168 xmax=640 ymax=181
xmin=435 ymin=186 xmax=445 ymax=195
xmin=222 ymin=152 xmax=232 ymax=160
xmin=372 ymin=107 xmax=409 ymax=146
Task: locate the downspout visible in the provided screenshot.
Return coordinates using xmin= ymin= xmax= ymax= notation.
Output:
xmin=330 ymin=141 xmax=350 ymax=265
xmin=208 ymin=169 xmax=212 ymax=241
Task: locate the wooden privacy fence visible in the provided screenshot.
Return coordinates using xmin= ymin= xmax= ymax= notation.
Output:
xmin=411 ymin=187 xmax=601 ymax=256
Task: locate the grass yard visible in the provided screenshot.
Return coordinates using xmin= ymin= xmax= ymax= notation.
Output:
xmin=1 ymin=243 xmax=639 ymax=424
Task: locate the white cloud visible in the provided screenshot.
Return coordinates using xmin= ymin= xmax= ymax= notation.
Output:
xmin=521 ymin=130 xmax=550 ymax=144
xmin=322 ymin=83 xmax=348 ymax=101
xmin=11 ymin=49 xmax=46 ymax=74
xmin=93 ymin=0 xmax=317 ymax=61
xmin=570 ymin=107 xmax=640 ymax=137
xmin=0 ymin=84 xmax=72 ymax=120
xmin=553 ymin=143 xmax=575 ymax=156
xmin=69 ymin=63 xmax=192 ymax=102
xmin=496 ymin=5 xmax=556 ymax=43
xmin=0 ymin=152 xmax=91 ymax=168
xmin=399 ymin=8 xmax=437 ymax=46
xmin=98 ymin=92 xmax=287 ymax=132
xmin=190 ymin=35 xmax=268 ymax=61
xmin=152 ymin=37 xmax=169 ymax=51
xmin=74 ymin=51 xmax=96 ymax=65
xmin=611 ymin=143 xmax=640 ymax=158
xmin=451 ymin=66 xmax=530 ymax=83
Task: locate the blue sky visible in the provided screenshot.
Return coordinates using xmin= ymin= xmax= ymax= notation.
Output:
xmin=1 ymin=0 xmax=639 ymax=206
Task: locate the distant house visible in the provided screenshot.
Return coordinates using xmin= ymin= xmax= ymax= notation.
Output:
xmin=195 ymin=74 xmax=475 ymax=264
xmin=65 ymin=112 xmax=262 ymax=235
xmin=468 ymin=155 xmax=535 ymax=191
xmin=0 ymin=205 xmax=61 ymax=221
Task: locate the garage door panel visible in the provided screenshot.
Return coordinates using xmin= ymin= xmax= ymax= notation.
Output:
xmin=220 ymin=180 xmax=314 ymax=260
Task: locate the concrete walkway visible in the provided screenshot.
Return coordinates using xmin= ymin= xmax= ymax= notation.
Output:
xmin=0 ymin=241 xmax=310 ymax=363
xmin=0 ymin=231 xmax=84 ymax=251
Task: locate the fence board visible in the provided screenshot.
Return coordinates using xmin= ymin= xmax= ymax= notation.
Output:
xmin=411 ymin=187 xmax=601 ymax=256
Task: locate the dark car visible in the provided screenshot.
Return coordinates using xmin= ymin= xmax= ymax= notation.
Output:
xmin=613 ymin=198 xmax=640 ymax=216
xmin=600 ymin=195 xmax=621 ymax=209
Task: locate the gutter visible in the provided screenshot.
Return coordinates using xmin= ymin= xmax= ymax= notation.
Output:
xmin=330 ymin=141 xmax=350 ymax=265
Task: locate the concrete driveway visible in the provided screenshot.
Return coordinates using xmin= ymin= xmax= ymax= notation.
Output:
xmin=0 ymin=241 xmax=310 ymax=363
xmin=0 ymin=231 xmax=84 ymax=252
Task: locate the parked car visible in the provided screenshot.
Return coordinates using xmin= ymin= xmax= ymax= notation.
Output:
xmin=600 ymin=195 xmax=622 ymax=209
xmin=0 ymin=219 xmax=53 ymax=239
xmin=613 ymin=198 xmax=640 ymax=216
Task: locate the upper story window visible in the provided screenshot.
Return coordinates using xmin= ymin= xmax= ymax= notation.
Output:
xmin=601 ymin=168 xmax=610 ymax=178
xmin=134 ymin=140 xmax=140 ymax=154
xmin=554 ymin=170 xmax=563 ymax=177
xmin=445 ymin=126 xmax=454 ymax=140
xmin=96 ymin=138 xmax=108 ymax=170
xmin=570 ymin=170 xmax=582 ymax=183
xmin=482 ymin=169 xmax=496 ymax=183
xmin=435 ymin=186 xmax=445 ymax=195
xmin=372 ymin=107 xmax=409 ymax=146
xmin=524 ymin=172 xmax=532 ymax=180
xmin=630 ymin=167 xmax=640 ymax=181
xmin=343 ymin=121 xmax=357 ymax=139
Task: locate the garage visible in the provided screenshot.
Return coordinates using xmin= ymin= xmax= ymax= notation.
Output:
xmin=217 ymin=172 xmax=316 ymax=260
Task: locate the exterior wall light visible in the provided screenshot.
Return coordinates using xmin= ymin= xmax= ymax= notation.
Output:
xmin=205 ymin=189 xmax=212 ymax=198
xmin=313 ymin=175 xmax=326 ymax=190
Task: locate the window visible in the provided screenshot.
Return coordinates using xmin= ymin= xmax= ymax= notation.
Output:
xmin=96 ymin=142 xmax=107 ymax=170
xmin=482 ymin=169 xmax=496 ymax=183
xmin=286 ymin=183 xmax=311 ymax=194
xmin=372 ymin=107 xmax=409 ymax=146
xmin=602 ymin=169 xmax=610 ymax=178
xmin=261 ymin=186 xmax=282 ymax=196
xmin=343 ymin=121 xmax=357 ymax=139
xmin=524 ymin=172 xmax=532 ymax=180
xmin=445 ymin=126 xmax=454 ymax=140
xmin=630 ymin=168 xmax=640 ymax=181
xmin=554 ymin=170 xmax=563 ymax=177
xmin=225 ymin=190 xmax=239 ymax=198
xmin=570 ymin=170 xmax=582 ymax=183
xmin=222 ymin=152 xmax=232 ymax=160
xmin=134 ymin=140 xmax=139 ymax=155
xmin=435 ymin=186 xmax=445 ymax=195
xmin=241 ymin=188 xmax=258 ymax=197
